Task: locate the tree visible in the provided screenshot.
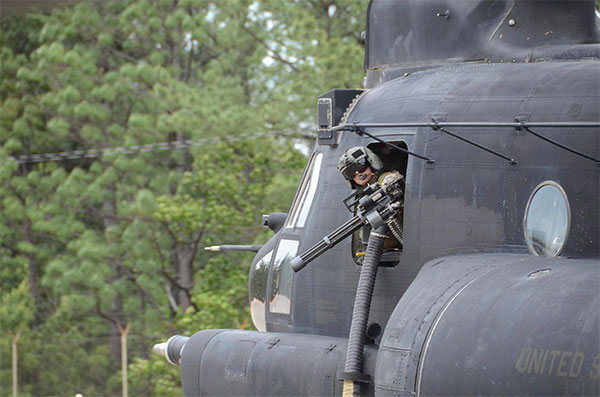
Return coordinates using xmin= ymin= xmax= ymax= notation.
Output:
xmin=1 ymin=0 xmax=367 ymax=394
xmin=0 ymin=280 xmax=32 ymax=397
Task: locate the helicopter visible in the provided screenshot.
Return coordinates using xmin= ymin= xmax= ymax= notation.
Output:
xmin=154 ymin=0 xmax=600 ymax=396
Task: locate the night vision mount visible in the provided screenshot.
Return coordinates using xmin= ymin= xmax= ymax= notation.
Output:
xmin=290 ymin=172 xmax=404 ymax=272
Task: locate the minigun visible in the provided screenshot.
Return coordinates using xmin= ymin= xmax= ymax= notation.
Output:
xmin=290 ymin=172 xmax=404 ymax=272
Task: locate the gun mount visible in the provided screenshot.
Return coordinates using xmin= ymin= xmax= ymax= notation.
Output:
xmin=290 ymin=172 xmax=404 ymax=273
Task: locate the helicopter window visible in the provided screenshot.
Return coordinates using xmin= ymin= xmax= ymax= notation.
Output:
xmin=249 ymin=250 xmax=272 ymax=332
xmin=286 ymin=152 xmax=323 ymax=228
xmin=367 ymin=142 xmax=408 ymax=177
xmin=269 ymin=239 xmax=299 ymax=315
xmin=524 ymin=181 xmax=570 ymax=257
xmin=351 ymin=142 xmax=408 ymax=264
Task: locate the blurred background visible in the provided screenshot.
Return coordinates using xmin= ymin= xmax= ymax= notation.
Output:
xmin=0 ymin=0 xmax=367 ymax=395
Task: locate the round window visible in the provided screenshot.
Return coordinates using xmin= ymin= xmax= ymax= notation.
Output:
xmin=524 ymin=181 xmax=570 ymax=257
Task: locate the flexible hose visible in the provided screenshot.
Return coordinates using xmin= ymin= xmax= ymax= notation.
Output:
xmin=344 ymin=225 xmax=388 ymax=379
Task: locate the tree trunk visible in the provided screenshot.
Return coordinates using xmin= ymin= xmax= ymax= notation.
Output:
xmin=25 ymin=225 xmax=42 ymax=396
xmin=24 ymin=219 xmax=42 ymax=328
xmin=139 ymin=296 xmax=149 ymax=359
xmin=176 ymin=131 xmax=195 ymax=312
xmin=10 ymin=329 xmax=22 ymax=397
xmin=109 ymin=293 xmax=124 ymax=364
xmin=104 ymin=183 xmax=124 ymax=364
xmin=177 ymin=245 xmax=193 ymax=311
xmin=118 ymin=323 xmax=131 ymax=397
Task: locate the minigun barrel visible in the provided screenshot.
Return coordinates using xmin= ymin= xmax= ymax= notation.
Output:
xmin=291 ymin=176 xmax=405 ymax=273
xmin=291 ymin=215 xmax=364 ymax=272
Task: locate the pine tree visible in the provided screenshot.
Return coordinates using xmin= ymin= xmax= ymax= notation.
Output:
xmin=1 ymin=0 xmax=367 ymax=394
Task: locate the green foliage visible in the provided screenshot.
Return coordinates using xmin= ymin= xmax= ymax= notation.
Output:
xmin=128 ymin=355 xmax=182 ymax=397
xmin=179 ymin=255 xmax=253 ymax=332
xmin=0 ymin=279 xmax=32 ymax=333
xmin=0 ymin=0 xmax=366 ymax=395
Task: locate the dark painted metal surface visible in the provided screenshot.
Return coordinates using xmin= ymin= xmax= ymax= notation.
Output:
xmin=278 ymin=60 xmax=599 ymax=340
xmin=180 ymin=330 xmax=378 ymax=396
xmin=376 ymin=254 xmax=600 ymax=396
xmin=265 ymin=61 xmax=598 ymax=395
xmin=364 ymin=0 xmax=600 ymax=87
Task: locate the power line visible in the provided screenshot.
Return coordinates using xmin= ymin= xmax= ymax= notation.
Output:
xmin=3 ymin=131 xmax=314 ymax=164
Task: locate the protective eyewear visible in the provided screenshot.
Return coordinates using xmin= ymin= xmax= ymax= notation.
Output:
xmin=341 ymin=157 xmax=369 ymax=180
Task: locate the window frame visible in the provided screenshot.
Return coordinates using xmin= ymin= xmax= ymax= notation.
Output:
xmin=249 ymin=250 xmax=273 ymax=332
xmin=523 ymin=180 xmax=571 ymax=257
xmin=266 ymin=238 xmax=300 ymax=318
xmin=285 ymin=152 xmax=323 ymax=229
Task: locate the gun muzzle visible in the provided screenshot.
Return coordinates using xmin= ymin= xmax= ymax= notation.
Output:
xmin=290 ymin=256 xmax=306 ymax=272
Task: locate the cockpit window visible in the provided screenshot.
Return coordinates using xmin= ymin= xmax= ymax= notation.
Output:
xmin=249 ymin=250 xmax=272 ymax=332
xmin=268 ymin=239 xmax=299 ymax=315
xmin=286 ymin=152 xmax=323 ymax=228
xmin=524 ymin=181 xmax=570 ymax=257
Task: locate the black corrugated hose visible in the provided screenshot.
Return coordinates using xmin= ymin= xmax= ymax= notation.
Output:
xmin=343 ymin=224 xmax=388 ymax=397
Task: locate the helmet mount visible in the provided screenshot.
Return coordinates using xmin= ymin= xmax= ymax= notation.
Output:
xmin=338 ymin=146 xmax=383 ymax=186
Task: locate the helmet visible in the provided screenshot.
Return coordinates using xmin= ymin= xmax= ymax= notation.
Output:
xmin=337 ymin=146 xmax=383 ymax=181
